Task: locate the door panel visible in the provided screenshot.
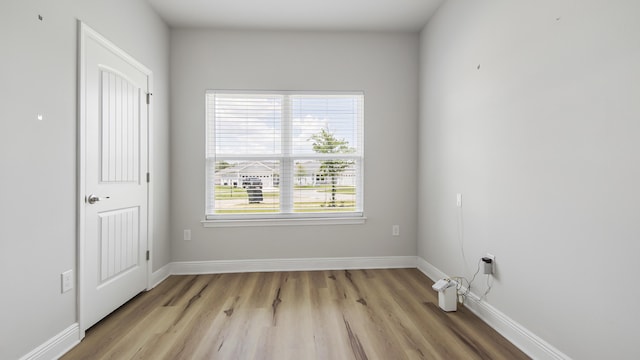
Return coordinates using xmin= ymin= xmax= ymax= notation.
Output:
xmin=81 ymin=24 xmax=149 ymax=330
xmin=99 ymin=68 xmax=141 ymax=184
xmin=98 ymin=207 xmax=139 ymax=284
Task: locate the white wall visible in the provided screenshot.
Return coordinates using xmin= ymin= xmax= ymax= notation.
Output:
xmin=170 ymin=30 xmax=419 ymax=261
xmin=0 ymin=1 xmax=170 ymax=358
xmin=419 ymin=0 xmax=640 ymax=359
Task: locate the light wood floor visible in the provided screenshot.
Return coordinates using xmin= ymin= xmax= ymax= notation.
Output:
xmin=62 ymin=269 xmax=529 ymax=360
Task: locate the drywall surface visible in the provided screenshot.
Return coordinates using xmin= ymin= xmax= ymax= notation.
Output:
xmin=0 ymin=1 xmax=169 ymax=358
xmin=418 ymin=1 xmax=640 ymax=359
xmin=170 ymin=30 xmax=419 ymax=261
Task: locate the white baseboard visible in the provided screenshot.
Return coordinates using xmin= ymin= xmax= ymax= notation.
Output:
xmin=19 ymin=323 xmax=80 ymax=360
xmin=149 ymin=263 xmax=172 ymax=289
xmin=416 ymin=257 xmax=571 ymax=360
xmin=171 ymin=256 xmax=417 ymax=275
xmin=416 ymin=256 xmax=448 ymax=281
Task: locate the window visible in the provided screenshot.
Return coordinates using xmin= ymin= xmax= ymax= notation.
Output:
xmin=205 ymin=91 xmax=364 ymax=221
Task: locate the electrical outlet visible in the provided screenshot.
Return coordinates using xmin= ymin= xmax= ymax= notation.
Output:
xmin=456 ymin=193 xmax=462 ymax=207
xmin=392 ymin=225 xmax=400 ymax=236
xmin=486 ymin=253 xmax=495 ymax=262
xmin=184 ymin=229 xmax=191 ymax=241
xmin=61 ymin=270 xmax=73 ymax=293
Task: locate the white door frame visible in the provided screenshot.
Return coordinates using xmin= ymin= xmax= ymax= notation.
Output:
xmin=77 ymin=20 xmax=154 ymax=337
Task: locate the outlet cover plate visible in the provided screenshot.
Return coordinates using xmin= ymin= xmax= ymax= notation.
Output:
xmin=61 ymin=270 xmax=73 ymax=293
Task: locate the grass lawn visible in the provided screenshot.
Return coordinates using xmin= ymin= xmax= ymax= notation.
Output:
xmin=294 ymin=185 xmax=356 ymax=195
xmin=215 ymin=209 xmax=280 ymax=214
xmin=214 ymin=186 xmax=278 ymax=199
xmin=215 ymin=201 xmax=355 ymax=214
xmin=214 ymin=185 xmax=356 ymax=214
xmin=215 ymin=185 xmax=355 ymax=200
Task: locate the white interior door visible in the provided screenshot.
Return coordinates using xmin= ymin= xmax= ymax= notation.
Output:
xmin=79 ymin=23 xmax=150 ymax=330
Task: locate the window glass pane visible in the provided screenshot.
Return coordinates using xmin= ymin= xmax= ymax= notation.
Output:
xmin=212 ymin=160 xmax=280 ymax=214
xmin=291 ymin=95 xmax=361 ymax=156
xmin=212 ymin=94 xmax=282 ymax=155
xmin=293 ymin=160 xmax=357 ymax=213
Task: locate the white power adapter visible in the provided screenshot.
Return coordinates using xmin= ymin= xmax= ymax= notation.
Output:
xmin=482 ymin=257 xmax=493 ymax=275
xmin=432 ymin=279 xmax=457 ymax=312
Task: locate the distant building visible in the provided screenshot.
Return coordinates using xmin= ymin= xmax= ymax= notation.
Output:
xmin=294 ymin=160 xmax=356 ymax=187
xmin=216 ymin=161 xmax=278 ymax=188
xmin=215 ymin=160 xmax=356 ymax=188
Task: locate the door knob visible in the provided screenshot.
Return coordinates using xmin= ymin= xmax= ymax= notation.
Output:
xmin=87 ymin=194 xmax=110 ymax=204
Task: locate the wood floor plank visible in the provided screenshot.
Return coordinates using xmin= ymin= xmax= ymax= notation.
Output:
xmin=62 ymin=269 xmax=530 ymax=360
xmin=385 ymin=270 xmax=486 ymax=359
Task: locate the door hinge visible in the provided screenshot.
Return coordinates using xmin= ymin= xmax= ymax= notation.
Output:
xmin=146 ymin=172 xmax=150 ymax=183
xmin=146 ymin=250 xmax=150 ymax=261
xmin=146 ymin=92 xmax=152 ymax=105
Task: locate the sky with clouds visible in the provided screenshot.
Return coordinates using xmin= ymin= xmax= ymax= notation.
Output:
xmin=208 ymin=93 xmax=362 ymax=156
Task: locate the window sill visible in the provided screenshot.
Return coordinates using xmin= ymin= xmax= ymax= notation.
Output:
xmin=201 ymin=215 xmax=367 ymax=228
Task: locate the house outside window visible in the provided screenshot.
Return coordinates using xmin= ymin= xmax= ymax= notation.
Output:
xmin=205 ymin=91 xmax=364 ymax=220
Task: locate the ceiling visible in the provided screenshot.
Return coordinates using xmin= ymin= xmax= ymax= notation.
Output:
xmin=146 ymin=0 xmax=445 ymax=32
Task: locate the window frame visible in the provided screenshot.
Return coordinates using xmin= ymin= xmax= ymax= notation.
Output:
xmin=203 ymin=90 xmax=366 ymax=226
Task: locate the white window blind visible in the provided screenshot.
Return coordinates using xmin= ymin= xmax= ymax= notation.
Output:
xmin=206 ymin=90 xmax=364 ymax=219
